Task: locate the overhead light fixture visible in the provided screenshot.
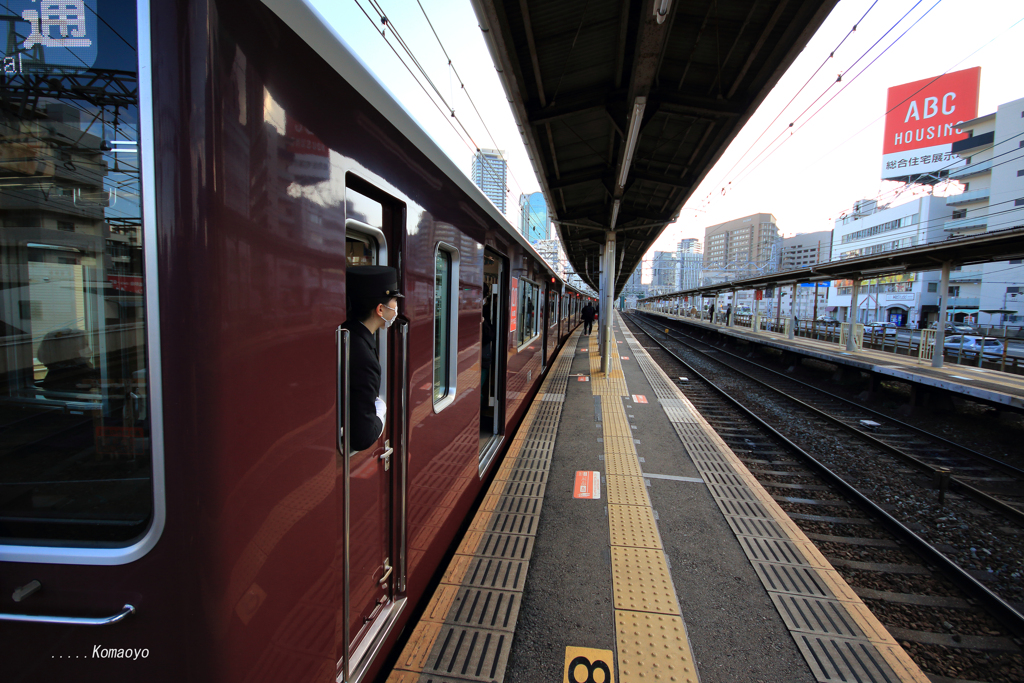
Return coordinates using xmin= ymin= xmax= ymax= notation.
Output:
xmin=610 ymin=199 xmax=621 ymax=230
xmin=617 ymin=96 xmax=647 ymax=189
xmin=654 ymin=0 xmax=672 ymax=24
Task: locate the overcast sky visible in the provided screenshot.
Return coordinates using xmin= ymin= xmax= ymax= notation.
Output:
xmin=308 ymin=0 xmax=1024 ymax=253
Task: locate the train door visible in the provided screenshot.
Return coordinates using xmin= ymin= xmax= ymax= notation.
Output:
xmin=479 ymin=248 xmax=506 ymax=470
xmin=339 ymin=185 xmax=405 ymax=681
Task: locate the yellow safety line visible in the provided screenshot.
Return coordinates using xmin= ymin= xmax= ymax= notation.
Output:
xmin=592 ymin=328 xmax=699 ymax=683
xmin=386 ymin=329 xmax=582 ymax=682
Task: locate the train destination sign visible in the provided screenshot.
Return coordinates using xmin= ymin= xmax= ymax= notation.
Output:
xmin=881 ymin=67 xmax=980 ymax=180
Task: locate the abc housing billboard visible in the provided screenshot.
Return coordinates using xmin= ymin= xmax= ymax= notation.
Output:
xmin=881 ymin=67 xmax=980 ymax=180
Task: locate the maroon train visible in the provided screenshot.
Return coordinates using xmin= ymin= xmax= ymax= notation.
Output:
xmin=0 ymin=1 xmax=591 ymax=680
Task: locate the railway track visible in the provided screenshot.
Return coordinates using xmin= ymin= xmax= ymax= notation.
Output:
xmin=630 ymin=312 xmax=1024 ymax=524
xmin=622 ymin=313 xmax=1024 ymax=683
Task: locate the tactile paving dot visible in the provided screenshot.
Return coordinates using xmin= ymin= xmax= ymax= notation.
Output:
xmin=612 ymin=547 xmax=678 ymax=614
xmin=605 ymin=451 xmax=643 ymax=477
xmin=607 ymin=475 xmax=649 ymax=506
xmin=615 ymin=611 xmax=698 ymax=683
xmin=608 ymin=504 xmax=662 ymax=549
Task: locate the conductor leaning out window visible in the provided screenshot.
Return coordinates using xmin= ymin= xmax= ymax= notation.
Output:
xmin=341 ymin=265 xmax=403 ymax=452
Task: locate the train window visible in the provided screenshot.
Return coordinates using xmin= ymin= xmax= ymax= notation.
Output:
xmin=0 ymin=0 xmax=154 ymax=548
xmin=432 ymin=242 xmax=460 ymax=412
xmin=517 ymin=278 xmax=540 ymax=347
xmin=346 ymin=219 xmax=389 ymax=400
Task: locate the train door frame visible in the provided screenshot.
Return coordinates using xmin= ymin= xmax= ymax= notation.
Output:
xmin=339 ymin=178 xmax=408 ymax=682
xmin=479 ymin=247 xmax=508 ymax=474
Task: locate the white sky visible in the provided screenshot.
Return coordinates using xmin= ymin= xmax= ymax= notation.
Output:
xmin=308 ymin=0 xmax=1024 ymax=254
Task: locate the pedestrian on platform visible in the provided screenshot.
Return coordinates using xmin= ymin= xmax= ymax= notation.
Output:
xmin=581 ymin=301 xmax=595 ymax=335
xmin=341 ymin=265 xmax=403 ymax=452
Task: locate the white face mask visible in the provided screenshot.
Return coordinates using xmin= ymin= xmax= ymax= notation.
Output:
xmin=380 ymin=303 xmax=398 ymax=329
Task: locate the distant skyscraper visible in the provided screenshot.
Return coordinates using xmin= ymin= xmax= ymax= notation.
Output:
xmin=471 ymin=149 xmax=507 ymax=213
xmin=518 ymin=192 xmax=550 ymax=243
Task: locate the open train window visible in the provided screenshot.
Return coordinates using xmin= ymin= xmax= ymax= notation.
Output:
xmin=432 ymin=242 xmax=460 ymax=412
xmin=0 ymin=0 xmax=158 ymax=555
xmin=346 ymin=218 xmax=389 ymax=402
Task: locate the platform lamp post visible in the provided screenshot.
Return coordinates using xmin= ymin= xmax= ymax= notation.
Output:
xmin=933 ymin=260 xmax=952 ymax=368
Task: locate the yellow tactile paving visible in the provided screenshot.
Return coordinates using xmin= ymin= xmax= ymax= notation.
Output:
xmin=605 ymin=451 xmax=644 ymax=477
xmin=606 ymin=475 xmax=650 ymax=506
xmin=615 ymin=611 xmax=699 ymax=683
xmin=608 ymin=504 xmax=662 ymax=549
xmin=612 ymin=546 xmax=679 ymax=615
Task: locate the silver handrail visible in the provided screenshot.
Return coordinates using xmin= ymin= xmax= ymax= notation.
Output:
xmin=397 ymin=319 xmax=409 ymax=593
xmin=336 ymin=327 xmax=351 ymax=682
xmin=0 ymin=604 xmax=135 ymax=625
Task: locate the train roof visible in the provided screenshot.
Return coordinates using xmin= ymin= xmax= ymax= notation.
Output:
xmin=261 ymin=0 xmax=584 ymax=294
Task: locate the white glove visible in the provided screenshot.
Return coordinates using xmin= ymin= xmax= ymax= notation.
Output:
xmin=374 ymin=397 xmax=387 ymax=422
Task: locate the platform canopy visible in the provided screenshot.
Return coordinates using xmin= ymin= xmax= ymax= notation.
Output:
xmin=470 ymin=0 xmax=839 ymax=294
xmin=640 ymin=226 xmax=1024 ymax=300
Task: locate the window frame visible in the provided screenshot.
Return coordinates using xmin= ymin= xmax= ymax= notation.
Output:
xmin=0 ymin=0 xmax=168 ymax=565
xmin=432 ymin=242 xmax=460 ymax=413
xmin=516 ymin=277 xmax=540 ymax=350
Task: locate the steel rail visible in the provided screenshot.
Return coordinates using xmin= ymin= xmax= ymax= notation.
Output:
xmin=624 ymin=314 xmax=1024 ymax=638
xmin=632 ymin=313 xmax=1024 ymax=525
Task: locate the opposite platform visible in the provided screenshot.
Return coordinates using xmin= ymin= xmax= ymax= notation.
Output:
xmin=387 ymin=313 xmax=929 ymax=683
xmin=639 ymin=309 xmax=1024 ymax=411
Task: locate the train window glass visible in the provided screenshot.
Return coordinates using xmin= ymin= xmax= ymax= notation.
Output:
xmin=517 ymin=278 xmax=539 ymax=347
xmin=432 ymin=243 xmax=459 ymax=411
xmin=0 ymin=0 xmax=152 ymax=546
xmin=346 ymin=219 xmax=388 ymax=400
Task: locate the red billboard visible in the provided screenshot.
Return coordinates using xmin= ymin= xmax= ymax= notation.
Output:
xmin=881 ymin=67 xmax=980 ymax=180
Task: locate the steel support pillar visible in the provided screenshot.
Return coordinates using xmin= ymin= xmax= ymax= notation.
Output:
xmin=846 ymin=279 xmax=861 ymax=352
xmin=600 ymin=232 xmax=616 ymax=374
xmin=933 ymin=261 xmax=952 ymax=368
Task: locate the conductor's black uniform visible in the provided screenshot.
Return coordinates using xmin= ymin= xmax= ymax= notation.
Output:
xmin=340 ymin=319 xmax=383 ymax=452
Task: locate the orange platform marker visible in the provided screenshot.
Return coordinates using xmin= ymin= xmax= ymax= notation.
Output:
xmin=573 ymin=471 xmax=601 ymax=499
xmin=631 ymin=395 xmax=648 ymax=404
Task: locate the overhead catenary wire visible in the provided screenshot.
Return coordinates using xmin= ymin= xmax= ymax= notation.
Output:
xmin=729 ymin=0 xmax=944 ymax=190
xmin=356 ymin=0 xmax=552 ymax=241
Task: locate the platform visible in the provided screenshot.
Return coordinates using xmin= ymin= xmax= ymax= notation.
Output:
xmin=638 ymin=309 xmax=1024 ymax=411
xmin=386 ymin=312 xmax=929 ymax=683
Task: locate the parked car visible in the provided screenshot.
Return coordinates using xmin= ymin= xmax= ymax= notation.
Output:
xmin=932 ymin=335 xmax=1005 ymax=357
xmin=929 ymin=321 xmax=976 ymax=334
xmin=864 ymin=322 xmax=899 ymax=336
xmin=815 ymin=317 xmax=840 ymax=326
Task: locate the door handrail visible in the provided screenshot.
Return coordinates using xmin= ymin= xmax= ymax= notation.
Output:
xmin=336 ymin=327 xmax=351 ymax=682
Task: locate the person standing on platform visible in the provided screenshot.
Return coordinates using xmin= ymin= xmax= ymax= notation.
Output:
xmin=341 ymin=265 xmax=403 ymax=452
xmin=581 ymin=301 xmax=595 ymax=335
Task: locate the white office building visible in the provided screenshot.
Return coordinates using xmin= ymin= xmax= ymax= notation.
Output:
xmin=948 ymin=97 xmax=1024 ymax=326
xmin=826 ymin=196 xmax=952 ymax=326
